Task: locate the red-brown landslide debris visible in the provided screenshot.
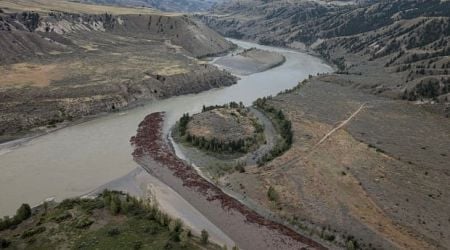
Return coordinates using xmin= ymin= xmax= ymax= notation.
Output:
xmin=130 ymin=112 xmax=326 ymax=250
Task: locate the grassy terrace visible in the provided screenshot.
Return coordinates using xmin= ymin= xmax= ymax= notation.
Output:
xmin=0 ymin=0 xmax=169 ymax=15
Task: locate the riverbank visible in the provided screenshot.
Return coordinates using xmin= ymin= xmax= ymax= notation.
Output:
xmin=86 ymin=166 xmax=235 ymax=248
xmin=0 ymin=2 xmax=237 ymax=143
xmin=0 ymin=190 xmax=223 ymax=249
xmin=130 ymin=112 xmax=326 ymax=250
xmin=0 ymin=38 xmax=332 ymax=219
xmin=214 ymin=48 xmax=286 ymax=75
xmin=171 ymin=107 xmax=278 ymax=180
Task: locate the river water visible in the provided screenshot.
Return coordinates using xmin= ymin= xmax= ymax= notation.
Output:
xmin=0 ymin=39 xmax=332 ymax=218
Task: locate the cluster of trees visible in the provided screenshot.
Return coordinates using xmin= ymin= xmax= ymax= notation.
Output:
xmin=100 ymin=190 xmax=198 ymax=247
xmin=254 ymin=97 xmax=293 ymax=166
xmin=178 ymin=113 xmax=191 ymax=136
xmin=178 ymin=102 xmax=261 ymax=154
xmin=406 ymin=47 xmax=450 ymax=65
xmin=20 ymin=12 xmax=40 ymax=31
xmin=102 ymin=13 xmax=115 ymax=30
xmin=0 ymin=203 xmax=32 ymax=231
xmin=102 ymin=190 xmax=144 ymax=215
xmin=185 ymin=133 xmax=256 ymax=154
xmin=402 ymin=77 xmax=450 ymax=101
xmin=201 ymin=101 xmax=245 ymax=112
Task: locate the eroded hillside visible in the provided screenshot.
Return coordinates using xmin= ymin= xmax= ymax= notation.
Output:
xmin=80 ymin=0 xmax=224 ymax=12
xmin=200 ymin=0 xmax=450 ymax=113
xmin=0 ymin=1 xmax=236 ymax=142
xmin=196 ymin=0 xmax=450 ymax=249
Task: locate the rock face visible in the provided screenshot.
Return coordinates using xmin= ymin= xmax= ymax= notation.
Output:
xmin=0 ymin=2 xmax=237 ymax=141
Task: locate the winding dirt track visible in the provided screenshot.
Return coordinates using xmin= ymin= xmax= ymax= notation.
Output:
xmin=130 ymin=112 xmax=327 ymax=250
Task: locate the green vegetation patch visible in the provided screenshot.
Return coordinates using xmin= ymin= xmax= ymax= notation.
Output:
xmin=254 ymin=97 xmax=293 ymax=166
xmin=177 ymin=102 xmax=265 ymax=154
xmin=0 ymin=190 xmax=221 ymax=250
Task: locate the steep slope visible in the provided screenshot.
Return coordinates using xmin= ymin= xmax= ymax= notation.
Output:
xmin=0 ymin=1 xmax=236 ymax=142
xmin=200 ymin=0 xmax=450 ymax=109
xmin=196 ymin=1 xmax=450 ymax=249
xmin=80 ymin=0 xmax=224 ymax=12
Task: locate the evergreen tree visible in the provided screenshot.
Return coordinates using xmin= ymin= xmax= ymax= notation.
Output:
xmin=200 ymin=229 xmax=209 ymax=245
xmin=15 ymin=204 xmax=31 ymax=221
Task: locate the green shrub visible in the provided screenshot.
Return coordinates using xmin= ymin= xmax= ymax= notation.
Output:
xmin=168 ymin=219 xmax=183 ymax=233
xmin=16 ymin=204 xmax=32 ymax=222
xmin=133 ymin=240 xmax=142 ymax=250
xmin=200 ymin=230 xmax=209 ymax=245
xmin=0 ymin=238 xmax=11 ymax=248
xmin=107 ymin=227 xmax=121 ymax=237
xmin=254 ymin=97 xmax=293 ymax=165
xmin=74 ymin=217 xmax=94 ymax=229
xmin=267 ymin=186 xmax=279 ymax=202
xmin=179 ymin=230 xmax=189 ymax=247
xmin=21 ymin=226 xmax=46 ymax=238
xmin=53 ymin=211 xmax=72 ymax=223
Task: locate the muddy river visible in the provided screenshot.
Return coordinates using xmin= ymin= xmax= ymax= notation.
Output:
xmin=0 ymin=39 xmax=332 ymax=245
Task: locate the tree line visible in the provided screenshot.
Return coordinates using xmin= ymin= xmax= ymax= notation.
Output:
xmin=185 ymin=133 xmax=256 ymax=153
xmin=178 ymin=102 xmax=260 ymax=154
xmin=254 ymin=97 xmax=293 ymax=166
xmin=0 ymin=203 xmax=32 ymax=231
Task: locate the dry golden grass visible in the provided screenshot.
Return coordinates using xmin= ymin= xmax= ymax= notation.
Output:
xmin=257 ymin=110 xmax=433 ymax=249
xmin=0 ymin=0 xmax=180 ymax=16
xmin=153 ymin=63 xmax=189 ymax=76
xmin=0 ymin=63 xmax=66 ymax=87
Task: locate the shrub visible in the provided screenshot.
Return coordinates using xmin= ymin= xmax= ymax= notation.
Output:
xmin=0 ymin=238 xmax=11 ymax=248
xmin=168 ymin=219 xmax=183 ymax=233
xmin=110 ymin=195 xmax=121 ymax=215
xmin=0 ymin=204 xmax=33 ymax=231
xmin=53 ymin=211 xmax=72 ymax=223
xmin=21 ymin=226 xmax=46 ymax=239
xmin=200 ymin=230 xmax=209 ymax=245
xmin=74 ymin=217 xmax=93 ymax=229
xmin=144 ymin=224 xmax=159 ymax=235
xmin=107 ymin=227 xmax=121 ymax=237
xmin=16 ymin=204 xmax=32 ymax=222
xmin=267 ymin=186 xmax=279 ymax=202
xmin=179 ymin=230 xmax=190 ymax=247
xmin=133 ymin=241 xmax=142 ymax=250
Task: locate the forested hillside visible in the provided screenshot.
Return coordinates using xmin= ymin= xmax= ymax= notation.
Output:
xmin=201 ymin=0 xmax=450 ymax=107
xmin=80 ymin=0 xmax=223 ymax=12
